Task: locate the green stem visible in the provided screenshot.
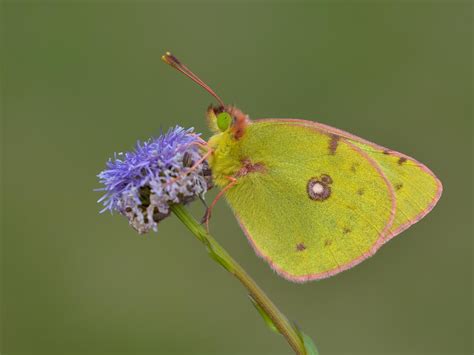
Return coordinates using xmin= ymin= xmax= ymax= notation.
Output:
xmin=171 ymin=204 xmax=307 ymax=355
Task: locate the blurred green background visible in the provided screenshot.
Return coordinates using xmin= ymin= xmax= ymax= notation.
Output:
xmin=1 ymin=2 xmax=472 ymax=355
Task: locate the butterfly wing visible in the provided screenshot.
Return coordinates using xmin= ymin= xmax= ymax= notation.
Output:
xmin=261 ymin=119 xmax=443 ymax=239
xmin=223 ymin=119 xmax=442 ymax=282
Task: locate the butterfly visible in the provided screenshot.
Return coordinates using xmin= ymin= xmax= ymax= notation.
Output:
xmin=162 ymin=52 xmax=443 ymax=283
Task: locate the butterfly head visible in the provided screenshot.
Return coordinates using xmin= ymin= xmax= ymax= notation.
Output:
xmin=207 ymin=105 xmax=249 ymax=139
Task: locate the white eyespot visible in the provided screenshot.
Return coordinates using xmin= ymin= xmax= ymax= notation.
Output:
xmin=307 ymin=175 xmax=332 ymax=201
xmin=312 ymin=182 xmax=325 ymax=195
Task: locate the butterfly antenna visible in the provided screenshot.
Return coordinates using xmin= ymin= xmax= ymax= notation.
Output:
xmin=162 ymin=52 xmax=225 ymax=107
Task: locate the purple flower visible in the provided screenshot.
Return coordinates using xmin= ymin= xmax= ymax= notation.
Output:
xmin=97 ymin=126 xmax=212 ymax=234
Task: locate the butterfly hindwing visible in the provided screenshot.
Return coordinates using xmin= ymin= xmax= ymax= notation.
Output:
xmin=224 ymin=120 xmax=398 ymax=281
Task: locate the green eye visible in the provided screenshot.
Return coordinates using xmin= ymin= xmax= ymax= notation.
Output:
xmin=216 ymin=112 xmax=232 ymax=132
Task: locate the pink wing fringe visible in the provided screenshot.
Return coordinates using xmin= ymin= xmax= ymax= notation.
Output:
xmin=234 ymin=118 xmax=443 ymax=283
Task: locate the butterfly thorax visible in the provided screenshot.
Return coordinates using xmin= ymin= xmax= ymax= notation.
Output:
xmin=207 ymin=105 xmax=250 ymax=187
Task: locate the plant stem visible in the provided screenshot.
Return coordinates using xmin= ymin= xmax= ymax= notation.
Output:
xmin=171 ymin=204 xmax=307 ymax=355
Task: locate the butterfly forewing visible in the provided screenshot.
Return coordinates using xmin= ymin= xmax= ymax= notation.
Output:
xmin=262 ymin=119 xmax=443 ymax=240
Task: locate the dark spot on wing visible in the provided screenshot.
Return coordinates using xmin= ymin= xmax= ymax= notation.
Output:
xmin=296 ymin=243 xmax=306 ymax=251
xmin=395 ymin=183 xmax=403 ymax=191
xmin=398 ymin=157 xmax=407 ymax=165
xmin=343 ymin=227 xmax=351 ymax=234
xmin=307 ymin=174 xmax=332 ymax=201
xmin=236 ymin=159 xmax=266 ymax=177
xmin=351 ymin=164 xmax=358 ymax=173
xmin=324 ymin=239 xmax=332 ymax=246
xmin=320 ymin=174 xmax=333 ymax=184
xmin=329 ymin=134 xmax=340 ymax=155
xmin=357 ymin=188 xmax=365 ymax=195
xmin=383 ymin=150 xmax=390 ymax=155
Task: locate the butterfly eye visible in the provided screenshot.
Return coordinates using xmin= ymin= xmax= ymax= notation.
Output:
xmin=216 ymin=112 xmax=232 ymax=132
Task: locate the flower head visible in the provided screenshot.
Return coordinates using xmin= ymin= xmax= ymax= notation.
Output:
xmin=97 ymin=126 xmax=212 ymax=234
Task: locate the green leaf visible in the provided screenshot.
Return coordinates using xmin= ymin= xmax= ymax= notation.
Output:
xmin=301 ymin=332 xmax=319 ymax=355
xmin=293 ymin=323 xmax=319 ymax=355
xmin=248 ymin=295 xmax=279 ymax=333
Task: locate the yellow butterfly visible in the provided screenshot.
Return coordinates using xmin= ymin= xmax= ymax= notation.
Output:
xmin=163 ymin=52 xmax=443 ymax=282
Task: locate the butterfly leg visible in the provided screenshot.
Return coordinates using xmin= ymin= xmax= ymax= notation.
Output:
xmin=165 ymin=142 xmax=214 ymax=187
xmin=199 ymin=194 xmax=209 ymax=208
xmin=202 ymin=176 xmax=238 ymax=232
xmin=187 ymin=144 xmax=213 ymax=172
xmin=189 ymin=133 xmax=208 ymax=145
